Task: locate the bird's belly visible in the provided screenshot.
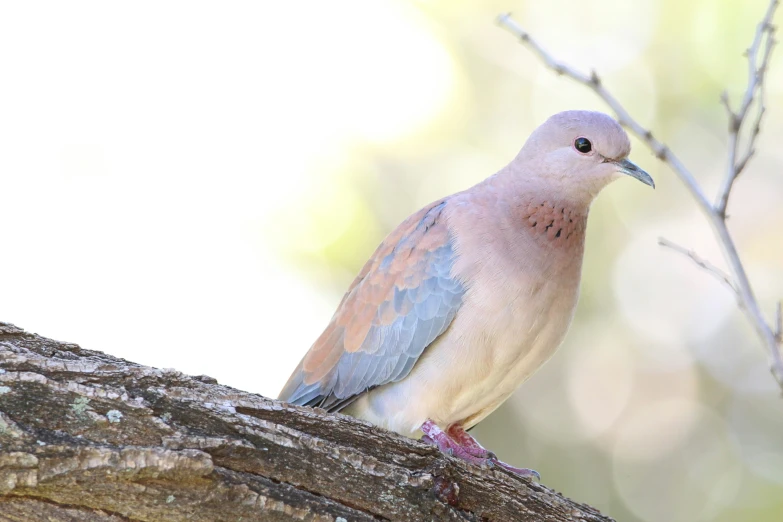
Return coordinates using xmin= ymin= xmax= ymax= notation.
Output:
xmin=438 ymin=290 xmax=574 ymax=429
xmin=347 ymin=274 xmax=579 ymax=438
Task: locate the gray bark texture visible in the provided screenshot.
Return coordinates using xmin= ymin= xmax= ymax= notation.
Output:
xmin=0 ymin=322 xmax=613 ymax=522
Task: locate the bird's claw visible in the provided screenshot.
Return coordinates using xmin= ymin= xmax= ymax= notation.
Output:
xmin=453 ymin=451 xmax=539 ymax=481
xmin=490 ymin=458 xmax=540 ymax=481
xmin=420 ymin=419 xmax=540 ymax=481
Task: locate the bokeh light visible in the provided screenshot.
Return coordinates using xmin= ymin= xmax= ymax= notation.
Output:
xmin=566 ymin=323 xmax=635 ymax=439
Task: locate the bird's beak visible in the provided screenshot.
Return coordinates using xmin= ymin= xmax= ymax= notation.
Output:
xmin=615 ymin=158 xmax=654 ymax=188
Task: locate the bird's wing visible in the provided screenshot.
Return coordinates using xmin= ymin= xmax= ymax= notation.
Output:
xmin=277 ymin=199 xmax=465 ymax=412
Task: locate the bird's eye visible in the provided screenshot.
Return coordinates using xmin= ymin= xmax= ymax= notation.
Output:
xmin=574 ymin=137 xmax=592 ymax=154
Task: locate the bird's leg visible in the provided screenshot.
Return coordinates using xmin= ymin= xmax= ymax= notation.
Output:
xmin=443 ymin=424 xmax=541 ymax=481
xmin=420 ymin=420 xmax=491 ymax=467
xmin=446 ymin=424 xmax=496 ymax=458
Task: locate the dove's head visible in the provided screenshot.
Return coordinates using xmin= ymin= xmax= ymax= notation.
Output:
xmin=515 ymin=110 xmax=654 ymax=200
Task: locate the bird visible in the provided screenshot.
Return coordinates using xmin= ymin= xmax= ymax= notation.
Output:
xmin=278 ymin=110 xmax=653 ymax=478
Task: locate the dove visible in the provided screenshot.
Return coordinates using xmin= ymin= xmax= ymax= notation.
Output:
xmin=278 ymin=110 xmax=653 ymax=478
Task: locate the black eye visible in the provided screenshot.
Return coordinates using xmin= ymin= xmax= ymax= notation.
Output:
xmin=574 ymin=137 xmax=592 ymax=154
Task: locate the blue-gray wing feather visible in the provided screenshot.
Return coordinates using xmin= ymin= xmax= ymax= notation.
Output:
xmin=278 ymin=200 xmax=465 ymax=412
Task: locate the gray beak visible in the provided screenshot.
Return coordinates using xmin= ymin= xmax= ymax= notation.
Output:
xmin=616 ymin=158 xmax=655 ymax=188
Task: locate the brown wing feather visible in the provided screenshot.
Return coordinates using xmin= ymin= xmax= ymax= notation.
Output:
xmin=278 ymin=198 xmax=465 ymax=410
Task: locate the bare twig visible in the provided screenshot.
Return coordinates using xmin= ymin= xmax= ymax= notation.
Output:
xmin=496 ymin=3 xmax=783 ymax=390
xmin=657 ymin=238 xmax=739 ymax=297
xmin=716 ymin=0 xmax=778 ymax=216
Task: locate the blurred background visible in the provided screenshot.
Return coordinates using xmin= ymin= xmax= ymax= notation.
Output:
xmin=1 ymin=0 xmax=782 ymax=520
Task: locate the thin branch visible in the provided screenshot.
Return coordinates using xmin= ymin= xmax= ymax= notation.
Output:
xmin=657 ymin=237 xmax=739 ymax=298
xmin=716 ymin=0 xmax=779 ymax=216
xmin=496 ymin=4 xmax=783 ymax=390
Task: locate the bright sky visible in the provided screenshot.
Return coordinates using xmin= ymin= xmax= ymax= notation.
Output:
xmin=0 ymin=1 xmax=457 ymax=397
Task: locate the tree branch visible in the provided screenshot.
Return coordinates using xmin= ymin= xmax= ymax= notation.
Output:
xmin=716 ymin=0 xmax=778 ymax=216
xmin=657 ymin=238 xmax=739 ymax=298
xmin=0 ymin=322 xmax=614 ymax=522
xmin=496 ymin=4 xmax=783 ymax=391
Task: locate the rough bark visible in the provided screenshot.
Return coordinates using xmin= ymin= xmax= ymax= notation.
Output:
xmin=0 ymin=322 xmax=613 ymax=522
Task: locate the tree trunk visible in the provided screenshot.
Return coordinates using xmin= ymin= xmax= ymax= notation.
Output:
xmin=0 ymin=322 xmax=613 ymax=521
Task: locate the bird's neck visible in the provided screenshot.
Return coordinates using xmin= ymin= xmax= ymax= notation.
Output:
xmin=484 ymin=169 xmax=591 ymax=249
xmin=513 ymin=196 xmax=588 ymax=247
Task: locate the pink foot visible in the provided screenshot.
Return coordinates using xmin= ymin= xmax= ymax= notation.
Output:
xmin=491 ymin=460 xmax=541 ymax=479
xmin=448 ymin=424 xmax=540 ymax=480
xmin=420 ymin=420 xmax=489 ymax=466
xmin=421 ymin=420 xmax=540 ymax=481
xmin=447 ymin=424 xmax=496 ymax=459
